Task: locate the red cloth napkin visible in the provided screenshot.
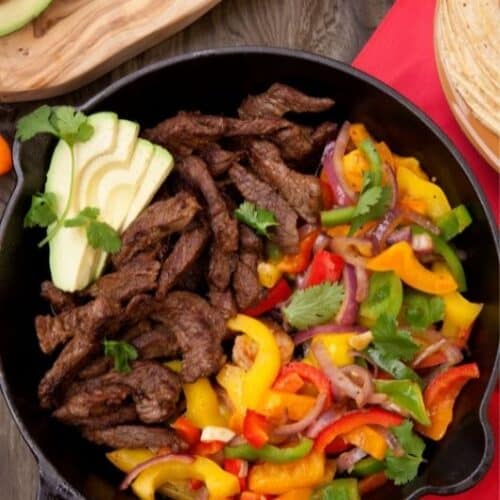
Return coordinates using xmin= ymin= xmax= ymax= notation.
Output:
xmin=352 ymin=0 xmax=499 ymax=498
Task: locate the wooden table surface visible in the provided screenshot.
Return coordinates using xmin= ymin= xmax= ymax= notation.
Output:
xmin=0 ymin=1 xmax=393 ymax=498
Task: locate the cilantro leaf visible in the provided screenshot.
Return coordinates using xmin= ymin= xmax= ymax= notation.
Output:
xmin=87 ymin=220 xmax=122 ymax=253
xmin=23 ymin=192 xmax=58 ymax=228
xmin=372 ymin=314 xmax=419 ymax=362
xmin=16 ymin=106 xmax=58 ymax=141
xmin=234 ymin=201 xmax=278 ymax=238
xmin=283 ymin=282 xmax=345 ymax=329
xmin=349 ymin=184 xmax=392 ymax=235
xmin=366 ymin=347 xmax=422 ymax=384
xmin=351 ymin=185 xmax=382 ymax=218
xmin=385 ymin=420 xmax=425 ymax=485
xmin=403 ymin=291 xmax=444 ymax=331
xmin=64 ymin=207 xmax=100 ymax=227
xmin=103 ymin=339 xmax=138 ymax=374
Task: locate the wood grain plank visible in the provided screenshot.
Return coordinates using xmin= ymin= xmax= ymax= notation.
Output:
xmin=0 ymin=1 xmax=393 ymax=498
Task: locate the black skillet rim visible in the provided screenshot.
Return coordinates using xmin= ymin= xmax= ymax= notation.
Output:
xmin=0 ymin=46 xmax=498 ymax=499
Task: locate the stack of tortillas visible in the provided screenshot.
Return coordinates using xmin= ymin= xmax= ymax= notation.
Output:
xmin=435 ymin=0 xmax=500 ymax=171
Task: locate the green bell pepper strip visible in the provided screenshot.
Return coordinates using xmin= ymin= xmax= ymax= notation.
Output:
xmin=321 ymin=206 xmax=356 ymax=227
xmin=359 ymin=271 xmax=403 ymax=326
xmin=436 ymin=205 xmax=472 ymax=241
xmin=352 ymin=457 xmax=385 ymax=478
xmin=402 ymin=290 xmax=444 ymax=331
xmin=312 ymin=479 xmax=361 ymax=500
xmin=359 ymin=138 xmax=382 ymax=186
xmin=366 ymin=348 xmax=422 ymax=386
xmin=412 ymin=226 xmax=467 ymax=292
xmin=374 ymin=379 xmax=430 ymax=425
xmin=224 ymin=437 xmax=313 ymax=464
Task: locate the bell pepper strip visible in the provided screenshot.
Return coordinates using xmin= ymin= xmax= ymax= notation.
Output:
xmin=243 ymin=410 xmax=270 ymax=448
xmin=243 ymin=279 xmax=292 ymax=317
xmin=312 ymin=479 xmax=361 ymax=500
xmin=398 ymin=194 xmax=428 ymax=215
xmin=216 ymin=363 xmax=245 ymax=432
xmin=183 ymin=377 xmax=226 ymax=428
xmin=277 ymin=230 xmax=319 ymax=274
xmin=171 ymin=417 xmax=201 ymax=447
xmin=266 ymin=240 xmax=284 ymax=263
xmin=320 ymin=168 xmax=335 ymax=209
xmin=342 ymin=149 xmax=369 ymax=192
xmin=306 ymin=250 xmax=344 ymax=287
xmin=324 ymin=224 xmax=350 ymax=237
xmin=275 ymin=362 xmax=332 ymax=408
xmin=192 ymin=440 xmax=225 ymax=457
xmin=189 ymin=478 xmax=203 ymax=491
xmin=358 ymin=471 xmax=388 ymax=496
xmin=305 ymin=334 xmax=355 ymax=368
xmin=366 ymin=347 xmax=422 ymax=384
xmin=131 ymin=455 xmax=240 ymax=500
xmin=314 ymin=408 xmax=404 ymax=453
xmin=241 ymin=492 xmax=268 ymax=500
xmin=440 ymin=291 xmax=483 ymax=344
xmin=349 ymin=123 xmax=371 ymax=147
xmin=373 ymin=379 xmax=430 ymax=426
xmin=0 ymin=134 xmax=13 ymax=175
xmin=352 ymin=457 xmax=385 ymax=477
xmin=276 ymin=488 xmax=314 ymax=500
xmin=343 ymin=425 xmax=388 ymax=461
xmin=223 ymin=458 xmax=248 ymax=491
xmin=416 ymin=363 xmax=479 ymax=440
xmin=396 ymin=166 xmax=451 ymax=220
xmin=164 ymin=359 xmax=182 ymax=373
xmin=227 ymin=315 xmax=281 ymax=410
xmin=257 ymin=261 xmax=283 ymax=289
xmin=259 ymin=390 xmax=316 ymax=421
xmin=321 ymin=205 xmax=356 ymax=227
xmin=393 ymin=154 xmax=428 ymax=180
xmin=436 ymin=205 xmax=472 ymax=241
xmin=325 ymin=436 xmax=351 ymax=455
xmin=272 ymin=371 xmax=305 ymax=393
xmin=248 ymin=451 xmax=325 ymax=495
xmin=225 ymin=438 xmax=313 ymax=464
xmin=365 ymin=241 xmax=457 ymax=295
xmin=359 ymin=271 xmax=403 ymax=326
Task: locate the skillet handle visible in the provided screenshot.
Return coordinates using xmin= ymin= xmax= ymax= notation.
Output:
xmin=37 ymin=458 xmax=77 ymax=500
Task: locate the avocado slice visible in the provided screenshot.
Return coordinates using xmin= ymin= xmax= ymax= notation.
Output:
xmin=0 ymin=0 xmax=53 ymax=37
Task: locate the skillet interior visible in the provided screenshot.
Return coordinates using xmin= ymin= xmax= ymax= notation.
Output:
xmin=0 ymin=48 xmax=498 ymax=500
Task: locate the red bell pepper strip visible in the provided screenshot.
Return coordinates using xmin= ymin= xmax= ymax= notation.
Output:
xmin=189 ymin=479 xmax=204 ymax=491
xmin=192 ymin=440 xmax=225 ymax=456
xmin=171 ymin=416 xmax=201 ymax=447
xmin=272 ymin=371 xmax=305 ymax=393
xmin=274 ymin=362 xmax=332 ymax=408
xmin=305 ymin=250 xmax=344 ymax=287
xmin=320 ymin=168 xmax=335 ymax=210
xmin=243 ymin=278 xmax=292 ymax=317
xmin=243 ymin=410 xmax=270 ymax=448
xmin=277 ymin=230 xmax=319 ymax=274
xmin=314 ymin=408 xmax=404 ymax=452
xmin=417 ymin=363 xmax=479 ymax=440
xmin=325 ymin=436 xmax=351 ymax=455
xmin=223 ymin=458 xmax=248 ymax=491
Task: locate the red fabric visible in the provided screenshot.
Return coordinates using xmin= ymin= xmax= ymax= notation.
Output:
xmin=352 ymin=0 xmax=499 ymax=498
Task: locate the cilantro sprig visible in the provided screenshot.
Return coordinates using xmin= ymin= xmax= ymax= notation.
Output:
xmin=282 ymin=282 xmax=345 ymax=329
xmin=103 ymin=339 xmax=138 ymax=374
xmin=23 ymin=192 xmax=58 ymax=228
xmin=234 ymin=201 xmax=278 ymax=238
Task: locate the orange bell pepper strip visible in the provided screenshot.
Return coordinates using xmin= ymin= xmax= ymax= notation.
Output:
xmin=343 ymin=425 xmax=388 ymax=460
xmin=365 ymin=241 xmax=457 ymax=295
xmin=417 ymin=363 xmax=479 ymax=440
xmin=314 ymin=408 xmax=404 ymax=453
xmin=358 ymin=471 xmax=388 ymax=495
xmin=0 ymin=134 xmax=12 ymax=175
xmin=272 ymin=371 xmax=304 ymax=393
xmin=276 ymin=488 xmax=313 ymax=500
xmin=243 ymin=410 xmax=270 ymax=448
xmin=349 ymin=123 xmax=370 ymax=146
xmin=277 ymin=230 xmax=319 ymax=274
xmin=259 ymin=390 xmax=316 ymax=421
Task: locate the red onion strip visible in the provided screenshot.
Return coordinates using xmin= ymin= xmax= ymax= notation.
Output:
xmin=383 ymin=163 xmax=398 ymax=210
xmin=274 ymin=392 xmax=327 ymax=435
xmin=305 ymin=408 xmax=339 ymax=438
xmin=329 ymin=237 xmax=372 ymax=267
xmin=335 ymin=264 xmax=358 ymax=326
xmin=370 ymin=209 xmax=404 ymax=251
xmin=294 ymin=324 xmax=365 ymax=345
xmin=402 ymin=210 xmax=440 ymax=235
xmin=354 ymin=265 xmax=368 ymax=302
xmin=332 ymin=122 xmax=356 ymax=203
xmin=412 ymin=339 xmax=447 ymax=368
xmin=337 ymin=447 xmax=368 ymax=473
xmin=387 ymin=226 xmax=411 ymax=245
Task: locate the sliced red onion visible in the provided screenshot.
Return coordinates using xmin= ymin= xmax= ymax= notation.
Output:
xmin=411 ymin=232 xmax=434 ymax=254
xmin=340 ymin=364 xmax=374 ymax=407
xmin=371 ymin=209 xmax=404 ymax=252
xmin=383 ymin=163 xmax=398 ymax=210
xmin=402 ymin=210 xmax=440 ymax=235
xmin=373 ymin=426 xmax=405 ymax=457
xmin=387 ymin=226 xmax=411 ymax=245
xmin=329 ymin=237 xmax=373 ymax=267
xmin=196 ymin=487 xmax=209 ymax=500
xmin=120 ymin=454 xmax=194 ymax=490
xmin=353 ymin=351 xmax=379 ymax=378
xmin=305 ymin=408 xmax=339 ymax=438
xmin=294 ymin=324 xmax=365 ymax=345
xmin=442 ymin=342 xmax=464 ymax=365
xmin=354 ymin=265 xmax=368 ymax=302
xmin=274 ymin=392 xmax=327 ymax=436
xmin=313 ymin=233 xmax=330 ymax=254
xmin=412 ymin=339 xmax=447 ymax=368
xmin=335 ymin=264 xmax=358 ymax=326
xmin=337 ymin=447 xmax=367 ymax=473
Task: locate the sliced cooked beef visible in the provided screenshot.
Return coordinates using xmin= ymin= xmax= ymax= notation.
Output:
xmin=86 ymin=255 xmax=160 ymax=303
xmin=41 ymin=281 xmax=77 ymax=314
xmin=175 ymin=257 xmax=206 ymax=292
xmin=239 ymin=224 xmax=263 ymax=254
xmin=112 ymin=192 xmax=201 ymax=268
xmin=177 ymin=156 xmax=238 ymax=253
xmin=249 ymin=140 xmax=321 ymax=222
xmin=208 ymin=243 xmax=237 ymax=290
xmin=208 ymin=287 xmax=237 ymax=321
xmin=78 ymin=357 xmax=111 ymax=380
xmin=311 ymin=121 xmax=338 ymax=151
xmin=229 ymin=164 xmax=299 ymax=254
xmin=82 ymin=425 xmax=187 ymax=451
xmin=157 ymin=224 xmax=210 ymax=298
xmin=238 ymin=83 xmax=334 ymax=119
xmin=59 ymin=406 xmax=138 ymax=429
xmin=153 ymin=292 xmax=225 ymax=382
xmin=200 ymin=143 xmax=244 ymax=177
xmin=270 ymin=123 xmax=317 ymax=163
xmin=131 ymin=327 xmax=180 ymax=360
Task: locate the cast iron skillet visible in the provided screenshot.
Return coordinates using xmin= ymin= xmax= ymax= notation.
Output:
xmin=0 ymin=47 xmax=498 ymax=500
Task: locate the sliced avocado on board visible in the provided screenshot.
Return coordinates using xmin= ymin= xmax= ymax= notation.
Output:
xmin=0 ymin=0 xmax=53 ymax=37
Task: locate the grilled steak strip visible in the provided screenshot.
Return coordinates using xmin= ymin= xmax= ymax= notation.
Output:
xmin=229 ymin=163 xmax=299 ymax=254
xmin=41 ymin=281 xmax=77 ymax=314
xmin=208 ymin=244 xmax=237 ymax=291
xmin=208 ymin=287 xmax=237 ymax=321
xmin=58 ymin=406 xmax=138 ymax=430
xmin=112 ymin=192 xmax=201 ymax=268
xmin=200 ymin=143 xmax=244 ymax=177
xmin=131 ymin=327 xmax=181 ymax=360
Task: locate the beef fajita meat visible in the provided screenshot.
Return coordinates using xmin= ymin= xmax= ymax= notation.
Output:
xmin=208 ymin=287 xmax=237 ymax=321
xmin=131 ymin=327 xmax=180 ymax=360
xmin=199 ymin=143 xmax=244 ymax=177
xmin=153 ymin=292 xmax=225 ymax=382
xmin=208 ymin=243 xmax=237 ymax=290
xmin=112 ymin=192 xmax=201 ymax=268
xmin=238 ymin=83 xmax=334 ymax=119
xmin=82 ymin=425 xmax=188 ymax=451
xmin=177 ymin=156 xmax=238 ymax=253
xmin=157 ymin=224 xmax=210 ymax=298
xmin=59 ymin=406 xmax=138 ymax=430
xmin=41 ymin=281 xmax=77 ymax=314
xmin=249 ymin=140 xmax=321 ymax=222
xmin=311 ymin=121 xmax=338 ymax=151
xmin=229 ymin=163 xmax=299 ymax=254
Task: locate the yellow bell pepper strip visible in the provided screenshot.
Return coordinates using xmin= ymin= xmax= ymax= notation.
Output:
xmin=216 ymin=363 xmax=245 ymax=431
xmin=440 ymin=291 xmax=483 ymax=345
xmin=342 ymin=149 xmax=369 ymax=192
xmin=183 ymin=378 xmax=226 ymax=428
xmin=393 ymin=154 xmax=428 ymax=179
xmin=373 ymin=379 xmax=430 ymax=426
xmin=365 ymin=241 xmax=457 ymax=295
xmin=305 ymin=334 xmax=356 ymax=367
xmin=343 ymin=425 xmax=388 ymax=461
xmin=259 ymin=390 xmax=316 ymax=421
xmin=416 ymin=363 xmax=479 ymax=440
xmin=227 ymin=315 xmax=281 ymax=410
xmin=164 ymin=359 xmax=182 ymax=373
xmin=311 ymin=479 xmax=361 ymax=500
xmin=396 ymin=166 xmax=451 ymax=220
xmin=349 ymin=123 xmax=371 ymax=146
xmin=276 ymin=488 xmax=314 ymax=500
xmin=277 ymin=230 xmax=319 ymax=274
xmin=131 ymin=456 xmax=240 ymax=500
xmin=248 ymin=451 xmax=325 ymax=495
xmin=257 ymin=261 xmax=283 ymax=288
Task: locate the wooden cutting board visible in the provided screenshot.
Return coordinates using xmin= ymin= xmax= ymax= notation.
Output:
xmin=0 ymin=0 xmax=221 ymax=103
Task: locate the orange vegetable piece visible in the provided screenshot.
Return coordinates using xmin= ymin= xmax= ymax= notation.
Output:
xmin=0 ymin=134 xmax=13 ymax=175
xmin=272 ymin=371 xmax=305 ymax=393
xmin=276 ymin=488 xmax=313 ymax=500
xmin=359 ymin=471 xmax=388 ymax=495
